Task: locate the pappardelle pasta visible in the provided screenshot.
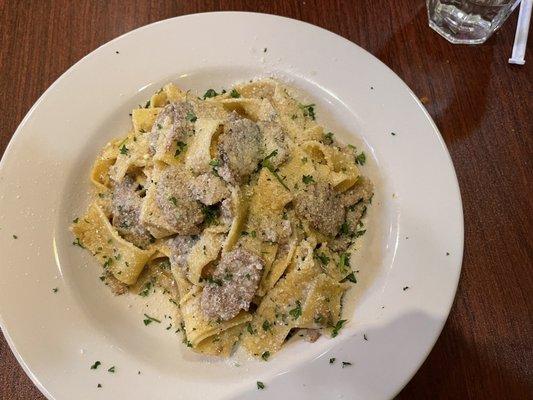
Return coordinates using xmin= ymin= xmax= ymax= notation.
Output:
xmin=71 ymin=78 xmax=373 ymax=358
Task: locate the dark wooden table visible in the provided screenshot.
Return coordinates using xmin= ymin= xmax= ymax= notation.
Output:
xmin=1 ymin=1 xmax=531 ymax=399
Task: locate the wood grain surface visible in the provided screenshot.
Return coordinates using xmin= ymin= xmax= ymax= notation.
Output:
xmin=0 ymin=1 xmax=531 ymax=399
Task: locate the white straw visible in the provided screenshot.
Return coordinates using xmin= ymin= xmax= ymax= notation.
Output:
xmin=509 ymin=0 xmax=532 ymax=65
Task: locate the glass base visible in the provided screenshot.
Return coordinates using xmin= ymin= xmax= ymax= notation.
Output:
xmin=428 ymin=20 xmax=489 ymax=44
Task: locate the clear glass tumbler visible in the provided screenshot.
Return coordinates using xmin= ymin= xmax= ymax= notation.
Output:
xmin=427 ymin=0 xmax=521 ymax=44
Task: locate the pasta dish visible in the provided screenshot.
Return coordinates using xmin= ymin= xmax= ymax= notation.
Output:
xmin=71 ymin=78 xmax=373 ymax=358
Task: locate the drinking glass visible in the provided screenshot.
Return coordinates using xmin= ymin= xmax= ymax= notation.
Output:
xmin=427 ymin=0 xmax=522 ymax=44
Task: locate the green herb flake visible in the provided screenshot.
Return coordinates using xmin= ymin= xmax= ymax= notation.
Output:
xmin=90 ymin=361 xmax=101 ymax=370
xmin=144 ymin=100 xmax=151 ymax=108
xmin=97 ymin=383 xmax=102 ymax=388
xmin=246 ymin=322 xmax=255 ymax=335
xmin=202 ymin=204 xmax=220 ymax=225
xmin=363 ymin=333 xmax=368 ymax=341
xmin=302 ymin=175 xmax=315 ymax=184
xmin=186 ymin=111 xmax=197 ymax=123
xmin=52 ymin=287 xmax=58 ymax=293
xmin=209 ymin=158 xmax=220 ymax=167
xmin=299 ymin=103 xmax=316 ymax=120
xmin=168 ymin=196 xmax=178 ymax=207
xmin=174 ymin=141 xmax=187 ymax=157
xmin=256 ymin=381 xmax=265 ymax=390
xmin=107 ymin=366 xmax=115 ymax=373
xmin=288 ymin=300 xmax=302 ymax=320
xmin=119 ymin=144 xmax=129 ymax=155
xmin=72 ymin=238 xmax=85 ymax=248
xmin=355 ymin=151 xmax=366 ymax=165
xmin=324 ymin=131 xmax=334 ymax=144
xmin=261 ymin=150 xmax=289 ymax=190
xmin=329 ymin=357 xmax=336 ymax=364
xmin=138 ymin=280 xmax=153 ymax=297
xmin=72 ymin=217 xmax=79 ymax=223
xmin=203 ymin=89 xmax=218 ymax=99
xmin=261 ymin=351 xmax=270 ymax=361
xmin=343 ymin=272 xmax=357 ymax=283
xmin=262 ymin=320 xmax=271 ymax=331
xmin=143 ymin=314 xmax=161 ymax=326
xmin=314 ymin=251 xmax=330 ymax=266
xmin=339 ymin=252 xmax=350 ymax=271
xmin=12 ymin=234 xmax=18 ymax=239
xmin=342 ymin=361 xmax=352 ymax=368
xmin=230 ymin=89 xmax=241 ymax=98
xmin=331 ymin=319 xmax=347 ymax=338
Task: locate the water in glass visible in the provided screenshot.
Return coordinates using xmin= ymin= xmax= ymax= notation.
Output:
xmin=427 ymin=0 xmax=521 ymax=44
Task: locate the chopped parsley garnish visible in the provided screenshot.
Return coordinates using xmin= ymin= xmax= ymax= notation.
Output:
xmin=186 ymin=111 xmax=197 ymax=122
xmin=299 ymin=103 xmax=316 ymax=120
xmin=119 ymin=144 xmax=129 ymax=155
xmin=355 ymin=151 xmax=366 ymax=165
xmin=250 ymin=230 xmax=257 ymax=238
xmin=52 ymin=287 xmax=58 ymax=293
xmin=339 ymin=252 xmax=350 ymax=271
xmin=203 ymin=88 xmax=218 ymax=99
xmin=72 ymin=217 xmax=79 ymax=223
xmin=288 ymin=300 xmax=302 ymax=320
xmin=324 ymin=131 xmax=334 ymax=144
xmin=246 ymin=322 xmax=255 ymax=335
xmin=72 ymin=238 xmax=85 ymax=248
xmin=144 ymin=100 xmax=151 ymax=108
xmin=403 ymin=286 xmax=410 ymax=291
xmin=329 ymin=358 xmax=336 ymax=364
xmin=314 ymin=250 xmax=330 ymax=266
xmin=97 ymin=383 xmax=102 ymax=388
xmin=343 ymin=272 xmax=357 ymax=283
xmin=230 ymin=89 xmax=241 ymax=98
xmin=342 ymin=361 xmax=352 ymax=368
xmin=90 ymin=361 xmax=101 ymax=370
xmin=353 ymin=229 xmax=366 ymax=238
xmin=302 ymin=175 xmax=315 ymax=184
xmin=261 ymin=150 xmax=289 ymax=190
xmin=340 ymin=221 xmax=350 ymax=235
xmin=143 ymin=314 xmax=161 ymax=325
xmin=209 ymin=158 xmax=220 ymax=167
xmin=263 ymin=47 xmax=267 ymax=53
xmin=204 ymin=276 xmax=223 ymax=286
xmin=262 ymin=320 xmax=271 ymax=331
xmin=256 ymin=381 xmax=265 ymax=390
xmin=174 ymin=141 xmax=187 ymax=157
xmin=363 ymin=334 xmax=368 ymax=341
xmin=331 ymin=319 xmax=347 ymax=338
xmin=138 ymin=280 xmax=153 ymax=297
xmin=391 ymin=132 xmax=396 ymax=136
xmin=261 ymin=351 xmax=270 ymax=361
xmin=168 ymin=196 xmax=178 ymax=206
xmin=12 ymin=234 xmax=17 ymax=239
xmin=202 ymin=204 xmax=220 ymax=225
xmin=107 ymin=366 xmax=115 ymax=373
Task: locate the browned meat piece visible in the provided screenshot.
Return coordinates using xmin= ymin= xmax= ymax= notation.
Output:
xmin=304 ymin=329 xmax=321 ymax=343
xmin=217 ymin=112 xmax=263 ymax=184
xmin=341 ymin=177 xmax=374 ymax=207
xmin=111 ymin=175 xmax=152 ymax=248
xmin=169 ymin=235 xmax=198 ymax=274
xmin=149 ymin=102 xmax=194 ymax=154
xmin=102 ymin=271 xmax=128 ymax=295
xmin=201 ymin=248 xmax=264 ymax=321
xmin=155 ymin=167 xmax=204 ymax=235
xmin=188 ymin=173 xmax=230 ymax=205
xmin=294 ymin=182 xmax=345 ymax=237
xmin=258 ymin=120 xmax=289 ymax=168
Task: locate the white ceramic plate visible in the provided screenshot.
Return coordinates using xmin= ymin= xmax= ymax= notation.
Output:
xmin=0 ymin=12 xmax=463 ymax=400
